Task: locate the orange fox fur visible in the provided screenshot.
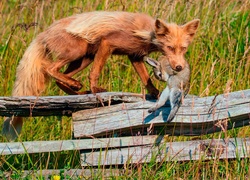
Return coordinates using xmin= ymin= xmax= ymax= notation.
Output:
xmin=3 ymin=11 xmax=200 ymax=140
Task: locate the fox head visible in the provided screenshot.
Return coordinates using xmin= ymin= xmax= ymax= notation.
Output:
xmin=154 ymin=19 xmax=200 ymax=72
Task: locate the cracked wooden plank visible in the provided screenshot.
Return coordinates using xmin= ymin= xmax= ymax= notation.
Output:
xmin=0 ymin=136 xmax=157 ymax=155
xmin=0 ymin=92 xmax=144 ymax=117
xmin=73 ymin=89 xmax=250 ymax=137
xmin=81 ymin=137 xmax=250 ymax=166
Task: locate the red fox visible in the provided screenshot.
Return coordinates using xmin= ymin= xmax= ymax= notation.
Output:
xmin=2 ymin=11 xmax=199 ymax=140
xmin=145 ymin=56 xmax=190 ymax=122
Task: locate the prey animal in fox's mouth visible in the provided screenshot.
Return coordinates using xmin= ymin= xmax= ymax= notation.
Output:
xmin=145 ymin=56 xmax=190 ymax=122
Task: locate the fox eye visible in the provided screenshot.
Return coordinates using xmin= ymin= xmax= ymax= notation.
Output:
xmin=167 ymin=46 xmax=175 ymax=52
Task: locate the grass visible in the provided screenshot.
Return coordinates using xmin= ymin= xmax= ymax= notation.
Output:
xmin=0 ymin=0 xmax=249 ymax=179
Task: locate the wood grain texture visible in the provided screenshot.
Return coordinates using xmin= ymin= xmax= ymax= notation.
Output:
xmin=73 ymin=89 xmax=250 ymax=137
xmin=0 ymin=136 xmax=157 ymax=155
xmin=0 ymin=92 xmax=144 ymax=117
xmin=81 ymin=137 xmax=250 ymax=166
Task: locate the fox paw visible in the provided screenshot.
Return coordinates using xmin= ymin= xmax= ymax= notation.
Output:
xmin=56 ymin=81 xmax=82 ymax=95
xmin=69 ymin=81 xmax=83 ymax=91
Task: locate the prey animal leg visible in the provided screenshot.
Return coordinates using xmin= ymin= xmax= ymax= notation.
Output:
xmin=167 ymin=88 xmax=182 ymax=122
xmin=148 ymin=86 xmax=170 ymax=113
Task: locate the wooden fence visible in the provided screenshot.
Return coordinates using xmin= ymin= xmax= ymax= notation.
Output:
xmin=1 ymin=89 xmax=250 ymax=168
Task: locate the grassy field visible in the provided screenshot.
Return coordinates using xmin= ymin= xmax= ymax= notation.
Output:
xmin=0 ymin=0 xmax=249 ymax=179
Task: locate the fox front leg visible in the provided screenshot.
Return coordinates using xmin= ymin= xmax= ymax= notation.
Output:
xmin=148 ymin=86 xmax=170 ymax=113
xmin=166 ymin=88 xmax=182 ymax=122
xmin=89 ymin=39 xmax=112 ymax=93
xmin=130 ymin=56 xmax=159 ymax=98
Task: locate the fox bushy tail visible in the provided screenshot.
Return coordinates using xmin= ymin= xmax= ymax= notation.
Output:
xmin=2 ymin=39 xmax=51 ymax=140
xmin=13 ymin=39 xmax=50 ymax=96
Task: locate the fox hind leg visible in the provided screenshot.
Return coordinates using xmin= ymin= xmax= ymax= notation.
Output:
xmin=46 ymin=59 xmax=83 ymax=91
xmin=45 ymin=31 xmax=90 ymax=92
xmin=56 ymin=57 xmax=93 ymax=95
xmin=63 ymin=56 xmax=93 ymax=77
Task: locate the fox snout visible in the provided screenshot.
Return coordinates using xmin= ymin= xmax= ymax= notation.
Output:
xmin=168 ymin=58 xmax=186 ymax=72
xmin=170 ymin=63 xmax=185 ymax=72
xmin=175 ymin=65 xmax=183 ymax=71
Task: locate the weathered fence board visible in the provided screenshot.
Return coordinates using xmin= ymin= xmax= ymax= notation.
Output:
xmin=2 ymin=137 xmax=249 ymax=167
xmin=0 ymin=90 xmax=249 ymax=168
xmin=73 ymin=89 xmax=250 ymax=138
xmin=81 ymin=137 xmax=250 ymax=166
xmin=0 ymin=136 xmax=158 ymax=155
xmin=0 ymin=92 xmax=144 ymax=117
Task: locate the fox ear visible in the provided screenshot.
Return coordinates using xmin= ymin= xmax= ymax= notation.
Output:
xmin=144 ymin=57 xmax=160 ymax=68
xmin=183 ymin=19 xmax=200 ymax=37
xmin=155 ymin=19 xmax=169 ymax=36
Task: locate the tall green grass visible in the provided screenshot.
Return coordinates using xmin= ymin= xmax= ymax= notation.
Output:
xmin=0 ymin=0 xmax=249 ymax=179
